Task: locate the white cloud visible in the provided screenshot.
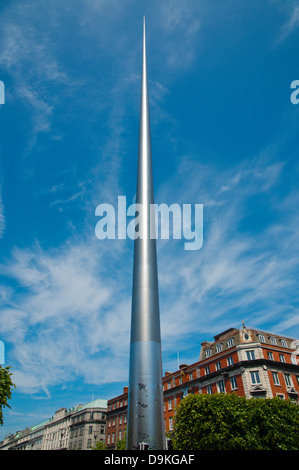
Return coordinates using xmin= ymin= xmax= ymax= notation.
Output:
xmin=0 ymin=3 xmax=78 ymax=152
xmin=156 ymin=149 xmax=299 ymax=363
xmin=0 ymin=192 xmax=5 ymax=238
xmin=0 ymin=238 xmax=132 ymax=395
xmin=276 ymin=3 xmax=299 ymax=44
xmin=159 ymin=1 xmax=202 ymax=70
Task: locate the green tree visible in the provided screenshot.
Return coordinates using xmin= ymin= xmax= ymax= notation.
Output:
xmin=91 ymin=430 xmax=127 ymax=450
xmin=0 ymin=366 xmax=16 ymax=426
xmin=91 ymin=440 xmax=107 ymax=450
xmin=115 ymin=430 xmax=127 ymax=450
xmin=172 ymin=393 xmax=299 ymax=450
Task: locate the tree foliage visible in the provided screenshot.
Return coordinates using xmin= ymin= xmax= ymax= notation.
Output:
xmin=91 ymin=440 xmax=107 ymax=450
xmin=0 ymin=366 xmax=16 ymax=426
xmin=91 ymin=430 xmax=126 ymax=450
xmin=172 ymin=393 xmax=299 ymax=450
xmin=115 ymin=430 xmax=127 ymax=450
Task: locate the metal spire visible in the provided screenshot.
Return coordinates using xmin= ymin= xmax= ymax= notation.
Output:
xmin=126 ymin=17 xmax=165 ymax=451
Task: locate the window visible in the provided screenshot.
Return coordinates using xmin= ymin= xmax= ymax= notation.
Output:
xmin=284 ymin=373 xmax=292 ymax=387
xmin=216 ymin=361 xmax=221 ymax=371
xmin=276 ymin=394 xmax=284 ymax=400
xmin=230 ymin=376 xmax=237 ymax=390
xmin=291 ymin=356 xmax=297 ymax=365
xmin=189 ymin=373 xmax=193 ymax=380
xmin=246 ymin=350 xmax=256 ymax=360
xmin=258 ymin=334 xmax=265 ymax=343
xmin=169 ymin=417 xmax=173 ymax=431
xmin=227 ymin=338 xmax=234 ymax=348
xmin=272 ymin=371 xmax=280 ymax=386
xmin=267 ymin=351 xmax=274 ymax=361
xmin=216 ymin=343 xmax=223 ymax=353
xmin=270 ymin=337 xmax=277 ymax=345
xmin=119 ymin=430 xmax=122 ymax=440
xmin=250 ymin=370 xmax=261 ymax=385
xmin=206 ymin=349 xmax=211 ymax=358
xmin=88 ymin=426 xmax=93 ymax=434
xmin=217 ymin=380 xmax=225 ymax=393
xmin=207 ymin=384 xmax=213 ymax=395
xmin=168 ymin=399 xmax=172 ymax=411
xmin=279 ymin=354 xmax=285 ymax=363
xmin=227 ymin=356 xmax=233 ymax=366
xmin=281 ymin=339 xmax=287 ymax=347
xmin=205 ymin=365 xmax=210 ymax=375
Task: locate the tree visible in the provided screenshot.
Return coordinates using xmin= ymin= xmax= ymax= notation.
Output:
xmin=91 ymin=430 xmax=126 ymax=450
xmin=172 ymin=393 xmax=299 ymax=450
xmin=91 ymin=440 xmax=107 ymax=450
xmin=115 ymin=430 xmax=127 ymax=450
xmin=0 ymin=366 xmax=16 ymax=426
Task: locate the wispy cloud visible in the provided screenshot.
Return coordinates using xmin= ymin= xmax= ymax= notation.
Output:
xmin=0 ymin=192 xmax=5 ymax=238
xmin=159 ymin=1 xmax=201 ymax=69
xmin=0 ymin=238 xmax=131 ymax=395
xmin=276 ymin=2 xmax=299 ymax=44
xmin=156 ymin=145 xmax=299 ymax=367
xmin=0 ymin=3 xmax=77 ymax=152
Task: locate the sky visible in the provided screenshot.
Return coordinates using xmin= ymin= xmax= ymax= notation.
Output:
xmin=0 ymin=0 xmax=299 ymax=440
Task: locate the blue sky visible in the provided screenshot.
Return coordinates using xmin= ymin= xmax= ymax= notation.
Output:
xmin=0 ymin=0 xmax=299 ymax=439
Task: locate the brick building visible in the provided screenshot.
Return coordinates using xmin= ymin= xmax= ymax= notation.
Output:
xmin=106 ymin=324 xmax=299 ymax=448
xmin=106 ymin=386 xmax=128 ymax=447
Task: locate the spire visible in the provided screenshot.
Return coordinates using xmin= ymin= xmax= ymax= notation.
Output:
xmin=126 ymin=18 xmax=165 ymax=451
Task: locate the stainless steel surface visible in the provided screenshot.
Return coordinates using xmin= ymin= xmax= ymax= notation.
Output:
xmin=126 ymin=18 xmax=165 ymax=450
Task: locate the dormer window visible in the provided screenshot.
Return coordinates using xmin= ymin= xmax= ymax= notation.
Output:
xmin=216 ymin=343 xmax=223 ymax=353
xmin=258 ymin=334 xmax=265 ymax=343
xmin=205 ymin=349 xmax=211 ymax=358
xmin=227 ymin=338 xmax=234 ymax=348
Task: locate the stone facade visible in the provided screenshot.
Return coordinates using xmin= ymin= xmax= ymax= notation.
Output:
xmin=0 ymin=399 xmax=107 ymax=451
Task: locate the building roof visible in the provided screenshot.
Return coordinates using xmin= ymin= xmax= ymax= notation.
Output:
xmin=76 ymin=398 xmax=108 ymax=411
